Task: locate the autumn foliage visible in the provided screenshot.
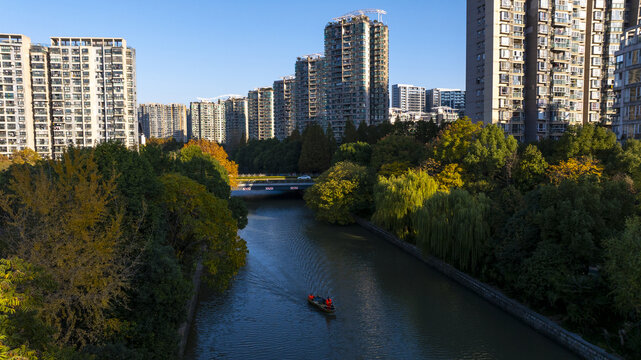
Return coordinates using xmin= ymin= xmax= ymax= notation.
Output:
xmin=186 ymin=139 xmax=239 ymax=186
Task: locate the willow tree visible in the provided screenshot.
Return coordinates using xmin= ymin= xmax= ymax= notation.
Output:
xmin=413 ymin=189 xmax=491 ymax=272
xmin=371 ymin=169 xmax=439 ymax=242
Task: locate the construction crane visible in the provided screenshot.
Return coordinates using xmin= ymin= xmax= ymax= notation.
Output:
xmin=333 ymin=9 xmax=387 ymax=22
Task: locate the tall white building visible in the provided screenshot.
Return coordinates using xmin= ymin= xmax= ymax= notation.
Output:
xmin=224 ymin=96 xmax=248 ymax=147
xmin=273 ymin=76 xmax=295 ymax=140
xmin=49 ymin=37 xmax=137 ymax=156
xmin=392 ymin=84 xmax=426 ymax=113
xmin=294 ymin=54 xmax=324 ymax=132
xmin=248 ymin=87 xmax=274 ymax=140
xmin=190 ymin=100 xmax=225 ymax=143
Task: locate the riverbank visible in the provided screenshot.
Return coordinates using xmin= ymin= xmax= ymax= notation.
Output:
xmin=355 ymin=217 xmax=620 ymax=360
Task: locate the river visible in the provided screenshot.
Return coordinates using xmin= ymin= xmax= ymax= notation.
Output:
xmin=184 ymin=192 xmax=578 ymax=359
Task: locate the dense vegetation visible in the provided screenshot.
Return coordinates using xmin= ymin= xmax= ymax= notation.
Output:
xmin=300 ymin=118 xmax=641 ymax=358
xmin=0 ymin=139 xmax=247 ymax=359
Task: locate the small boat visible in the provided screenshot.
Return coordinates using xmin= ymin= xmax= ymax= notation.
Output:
xmin=307 ymin=295 xmax=335 ymax=313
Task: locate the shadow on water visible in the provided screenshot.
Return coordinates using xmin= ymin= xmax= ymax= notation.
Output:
xmin=185 ymin=194 xmax=579 ymax=360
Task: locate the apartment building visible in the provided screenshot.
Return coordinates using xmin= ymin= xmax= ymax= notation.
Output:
xmin=138 ymin=103 xmax=187 ymax=141
xmin=426 ymin=88 xmax=466 ymax=114
xmin=248 ymin=87 xmax=274 ymax=140
xmin=49 ymin=37 xmax=137 ymax=156
xmin=0 ymin=34 xmax=35 ymax=156
xmin=324 ymin=10 xmax=389 ymax=139
xmin=614 ymin=24 xmax=641 ymax=139
xmin=224 ymin=96 xmax=248 ymax=147
xmin=273 ymin=76 xmax=295 ymax=140
xmin=392 ymin=84 xmax=426 ymax=113
xmin=190 ymin=100 xmax=225 ymax=143
xmin=466 ymin=0 xmax=637 ymax=141
xmin=294 ymin=54 xmax=324 ymax=132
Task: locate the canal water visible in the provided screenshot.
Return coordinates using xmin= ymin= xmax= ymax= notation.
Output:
xmin=184 ymin=192 xmax=578 ymax=360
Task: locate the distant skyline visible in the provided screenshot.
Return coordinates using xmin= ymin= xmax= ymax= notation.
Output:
xmin=3 ymin=0 xmax=466 ymax=104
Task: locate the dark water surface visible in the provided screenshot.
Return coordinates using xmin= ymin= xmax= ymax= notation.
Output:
xmin=184 ymin=192 xmax=578 ymax=360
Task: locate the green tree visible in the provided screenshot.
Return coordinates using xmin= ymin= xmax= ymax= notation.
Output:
xmin=462 ymin=123 xmax=518 ymax=184
xmin=342 ymin=120 xmax=358 ymax=144
xmin=356 ymin=121 xmax=368 ymax=142
xmin=178 ymin=145 xmax=231 ymax=199
xmin=431 ymin=117 xmax=482 ymax=165
xmin=414 ymin=120 xmax=440 ymax=144
xmin=604 ymin=216 xmax=641 ymax=316
xmin=370 ymin=135 xmax=427 ymax=171
xmin=414 ymin=190 xmax=491 ymax=272
xmin=371 ymin=169 xmax=439 ymax=242
xmin=304 ymin=161 xmax=372 ymax=224
xmin=298 ymin=124 xmax=331 ymax=174
xmin=11 ymin=148 xmax=41 ymax=166
xmin=513 ymin=144 xmax=548 ymax=191
xmin=554 ymin=124 xmax=621 ymax=165
xmin=332 ymin=142 xmax=372 ymax=166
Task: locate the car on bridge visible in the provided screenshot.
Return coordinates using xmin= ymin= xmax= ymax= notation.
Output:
xmin=297 ymin=175 xmax=312 ymax=180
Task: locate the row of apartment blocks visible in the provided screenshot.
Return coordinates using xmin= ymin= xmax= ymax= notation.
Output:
xmin=152 ymin=10 xmax=390 ymax=145
xmin=466 ymin=0 xmax=641 ymax=142
xmin=391 ymin=84 xmax=466 ymax=114
xmin=0 ymin=34 xmax=137 ymax=158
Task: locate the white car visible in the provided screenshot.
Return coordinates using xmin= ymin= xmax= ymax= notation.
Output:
xmin=297 ymin=175 xmax=312 ymax=180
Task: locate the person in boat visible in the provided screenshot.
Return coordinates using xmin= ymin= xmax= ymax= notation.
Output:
xmin=325 ymin=298 xmax=332 ymax=307
xmin=308 ymin=294 xmax=314 ymax=301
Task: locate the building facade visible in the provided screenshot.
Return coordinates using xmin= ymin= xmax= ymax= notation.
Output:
xmin=273 ymin=76 xmax=295 ymax=140
xmin=294 ymin=54 xmax=324 ymax=132
xmin=224 ymin=97 xmax=248 ymax=147
xmin=466 ymin=0 xmax=637 ymax=142
xmin=614 ymin=24 xmax=641 ymax=139
xmin=392 ymin=84 xmax=426 ymax=113
xmin=248 ymin=87 xmax=274 ymax=140
xmin=138 ymin=103 xmax=187 ymax=141
xmin=190 ymin=100 xmax=225 ymax=143
xmin=323 ymin=11 xmax=389 ymax=139
xmin=426 ymin=88 xmax=465 ymax=114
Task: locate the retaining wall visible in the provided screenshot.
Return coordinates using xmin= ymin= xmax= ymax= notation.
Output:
xmin=355 ymin=218 xmax=621 ymax=360
xmin=178 ymin=259 xmax=204 ymax=359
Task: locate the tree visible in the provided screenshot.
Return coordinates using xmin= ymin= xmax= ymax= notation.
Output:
xmin=371 ymin=169 xmax=439 ymax=242
xmin=11 ymin=148 xmax=41 ymax=166
xmin=462 ymin=124 xmax=518 ymax=184
xmin=0 ymin=151 xmax=131 ymax=348
xmin=178 ymin=145 xmax=231 ymax=199
xmin=370 ymin=135 xmax=427 ymax=171
xmin=298 ymin=124 xmax=331 ymax=174
xmin=158 ymin=174 xmax=247 ymax=290
xmin=554 ymin=124 xmax=621 ymax=165
xmin=513 ymin=144 xmax=548 ymax=191
xmin=342 ymin=120 xmax=358 ymax=144
xmin=547 ymin=157 xmax=603 ymax=185
xmin=185 ymin=139 xmax=239 ymax=186
xmin=431 ymin=117 xmax=482 ymax=165
xmin=604 ymin=216 xmax=641 ymax=316
xmin=435 ymin=163 xmax=464 ymax=191
xmin=414 ymin=190 xmax=491 ymax=272
xmin=414 ymin=120 xmax=440 ymax=144
xmin=304 ymin=161 xmax=372 ymax=224
xmin=332 ymin=142 xmax=372 ymax=166
xmin=356 ymin=121 xmax=368 ymax=142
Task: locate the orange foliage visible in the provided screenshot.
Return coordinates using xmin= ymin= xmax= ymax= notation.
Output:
xmin=547 ymin=157 xmax=603 ymax=185
xmin=185 ymin=139 xmax=239 ymax=186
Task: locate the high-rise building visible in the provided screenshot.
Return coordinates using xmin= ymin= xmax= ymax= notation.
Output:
xmin=426 ymin=88 xmax=465 ymax=114
xmin=190 ymin=100 xmax=225 ymax=143
xmin=466 ymin=0 xmax=637 ymax=141
xmin=614 ymin=24 xmax=641 ymax=140
xmin=224 ymin=96 xmax=248 ymax=147
xmin=323 ymin=10 xmax=389 ymax=139
xmin=0 ymin=34 xmax=138 ymax=158
xmin=49 ymin=37 xmax=137 ymax=155
xmin=248 ymin=87 xmax=274 ymax=140
xmin=138 ymin=103 xmax=187 ymax=141
xmin=273 ymin=76 xmax=295 ymax=140
xmin=294 ymin=54 xmax=324 ymax=132
xmin=0 ymin=34 xmax=36 ymax=156
xmin=392 ymin=84 xmax=426 ymax=113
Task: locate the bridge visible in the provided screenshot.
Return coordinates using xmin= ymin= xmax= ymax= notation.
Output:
xmin=233 ymin=179 xmax=315 ymax=192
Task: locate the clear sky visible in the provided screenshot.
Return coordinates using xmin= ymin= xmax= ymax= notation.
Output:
xmin=3 ymin=0 xmax=466 ymax=104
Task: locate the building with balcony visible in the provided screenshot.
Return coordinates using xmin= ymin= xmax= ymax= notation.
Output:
xmin=0 ymin=34 xmax=35 ymax=157
xmin=466 ymin=0 xmax=635 ymax=141
xmin=224 ymin=96 xmax=248 ymax=147
xmin=323 ymin=10 xmax=389 ymax=139
xmin=248 ymin=87 xmax=274 ymax=140
xmin=190 ymin=100 xmax=225 ymax=143
xmin=138 ymin=103 xmax=187 ymax=141
xmin=273 ymin=76 xmax=295 ymax=140
xmin=392 ymin=84 xmax=426 ymax=113
xmin=614 ymin=24 xmax=641 ymax=140
xmin=426 ymin=88 xmax=465 ymax=115
xmin=294 ymin=54 xmax=324 ymax=132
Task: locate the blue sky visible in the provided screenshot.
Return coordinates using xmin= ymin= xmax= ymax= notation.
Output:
xmin=3 ymin=0 xmax=466 ymax=104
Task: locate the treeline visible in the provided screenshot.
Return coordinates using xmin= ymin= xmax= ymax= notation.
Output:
xmin=0 ymin=139 xmax=247 ymax=359
xmin=305 ymin=118 xmax=641 ymax=358
xmin=232 ymin=119 xmax=440 ymax=174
